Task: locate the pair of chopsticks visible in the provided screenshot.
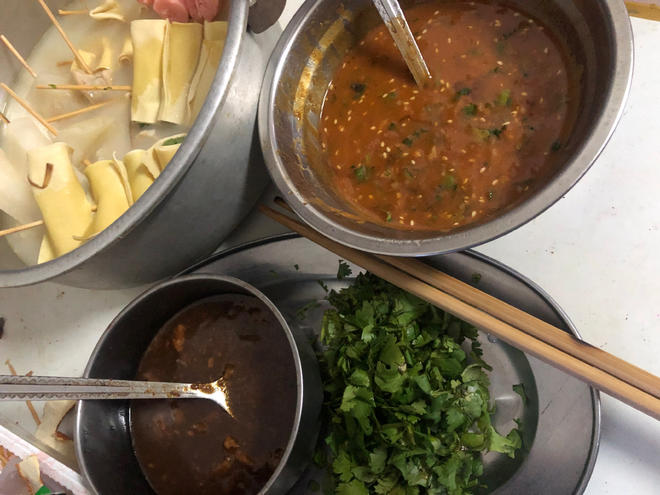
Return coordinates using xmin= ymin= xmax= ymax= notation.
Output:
xmin=260 ymin=199 xmax=660 ymax=421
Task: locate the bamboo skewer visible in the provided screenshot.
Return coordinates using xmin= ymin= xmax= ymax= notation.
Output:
xmin=260 ymin=203 xmax=660 ymax=421
xmin=36 ymin=0 xmax=93 ymax=74
xmin=0 ymin=111 xmax=9 ymax=124
xmin=57 ymin=9 xmax=88 ymax=16
xmin=0 ymin=83 xmax=57 ymax=135
xmin=37 ymin=84 xmax=131 ymax=92
xmin=0 ymin=220 xmax=44 ymax=239
xmin=46 ymin=98 xmax=119 ymax=123
xmin=0 ymin=35 xmax=38 ymax=78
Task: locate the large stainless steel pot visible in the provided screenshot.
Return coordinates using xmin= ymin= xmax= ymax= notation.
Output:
xmin=0 ymin=0 xmax=281 ymax=288
xmin=260 ymin=0 xmax=633 ymax=257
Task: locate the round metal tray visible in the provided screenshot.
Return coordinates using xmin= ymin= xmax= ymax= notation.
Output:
xmin=185 ymin=234 xmax=600 ymax=494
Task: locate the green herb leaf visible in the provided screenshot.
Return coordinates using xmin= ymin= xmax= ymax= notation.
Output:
xmin=463 ymin=103 xmax=478 ymax=116
xmin=162 ymin=135 xmax=185 ymax=146
xmin=497 ymin=89 xmax=511 ymax=106
xmin=456 ymin=87 xmax=472 ymax=96
xmin=351 ymin=83 xmax=367 ymax=98
xmin=337 ymin=260 xmax=352 ymax=280
xmin=513 ymin=383 xmax=528 ymax=405
xmin=402 ymin=137 xmax=413 ymax=147
xmin=471 ymin=273 xmax=482 ymax=284
xmin=353 ymin=164 xmax=368 ymax=182
xmin=551 ymin=140 xmax=562 ymax=152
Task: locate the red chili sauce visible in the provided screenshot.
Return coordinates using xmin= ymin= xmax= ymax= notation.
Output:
xmin=131 ymin=294 xmax=297 ymax=495
xmin=320 ymin=0 xmax=580 ymax=231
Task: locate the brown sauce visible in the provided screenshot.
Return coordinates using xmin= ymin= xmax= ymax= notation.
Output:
xmin=131 ymin=294 xmax=297 ymax=495
xmin=320 ymin=0 xmax=580 ymax=231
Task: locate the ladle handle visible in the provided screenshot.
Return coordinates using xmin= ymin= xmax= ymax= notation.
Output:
xmin=372 ymin=0 xmax=432 ymax=87
xmin=0 ymin=375 xmax=203 ymax=402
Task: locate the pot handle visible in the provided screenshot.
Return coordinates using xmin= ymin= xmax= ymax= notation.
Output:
xmin=248 ymin=0 xmax=287 ymax=33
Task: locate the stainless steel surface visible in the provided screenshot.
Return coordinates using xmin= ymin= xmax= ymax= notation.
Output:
xmin=184 ymin=234 xmax=600 ymax=494
xmin=259 ymin=0 xmax=634 ymax=256
xmin=75 ymin=274 xmax=322 ymax=495
xmin=372 ymin=0 xmax=432 ymax=87
xmin=0 ymin=0 xmax=280 ymax=288
xmin=249 ymin=0 xmax=287 ymax=33
xmin=0 ymin=375 xmax=231 ymax=413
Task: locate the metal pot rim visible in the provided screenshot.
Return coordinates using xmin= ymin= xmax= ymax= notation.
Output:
xmin=74 ymin=273 xmax=308 ymax=495
xmin=259 ymin=0 xmax=634 ymax=256
xmin=0 ymin=0 xmax=248 ymax=287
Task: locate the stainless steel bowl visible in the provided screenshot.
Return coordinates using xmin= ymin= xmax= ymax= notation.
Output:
xmin=259 ymin=0 xmax=633 ymax=256
xmin=75 ymin=274 xmax=322 ymax=495
xmin=0 ymin=0 xmax=282 ymax=288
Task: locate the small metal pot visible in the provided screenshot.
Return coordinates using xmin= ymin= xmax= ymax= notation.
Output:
xmin=259 ymin=0 xmax=633 ymax=256
xmin=0 ymin=0 xmax=282 ymax=288
xmin=75 ymin=274 xmax=322 ymax=495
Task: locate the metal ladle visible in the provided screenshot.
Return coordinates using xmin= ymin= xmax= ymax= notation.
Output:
xmin=0 ymin=375 xmax=232 ymax=416
xmin=372 ymin=0 xmax=432 ymax=87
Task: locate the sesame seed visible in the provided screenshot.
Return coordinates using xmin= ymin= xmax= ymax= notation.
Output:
xmin=370 ymin=126 xmax=377 ymax=130
xmin=492 ymin=179 xmax=499 ymax=186
xmin=386 ymin=147 xmax=391 ymax=152
xmin=368 ymin=194 xmax=374 ymax=199
xmin=435 ymin=48 xmax=439 ymax=54
xmin=422 ymin=29 xmax=428 ymax=34
xmin=389 ymin=78 xmax=395 ymax=83
xmin=382 ymin=152 xmax=387 ymax=158
xmin=497 ymin=60 xmax=503 ymax=66
xmin=448 ymin=37 xmax=452 ymax=44
xmin=521 ymin=91 xmax=528 ymax=96
xmin=434 ymin=9 xmax=440 ymax=15
xmin=336 ymin=165 xmax=341 ymax=170
xmin=453 ymin=222 xmax=460 ymax=226
xmin=471 ymin=211 xmax=477 ymax=217
xmin=447 ymin=119 xmax=453 ymax=124
xmin=396 ymin=192 xmax=402 ymax=198
xmin=323 ymin=127 xmax=328 ymax=132
xmin=442 ymin=156 xmax=448 ymax=161
xmin=410 ymin=220 xmax=415 ymax=226
xmin=480 ymin=167 xmax=486 ymax=173
xmin=339 ymin=126 xmax=344 ymax=132
xmin=544 ymin=47 xmax=549 ymax=54
xmin=411 ymin=159 xmax=416 ymax=165
xmin=380 ymin=141 xmax=385 ymax=147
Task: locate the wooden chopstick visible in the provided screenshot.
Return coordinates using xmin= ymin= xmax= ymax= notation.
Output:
xmin=378 ymin=255 xmax=660 ymax=399
xmin=260 ymin=203 xmax=660 ymax=420
xmin=271 ymin=198 xmax=660 ymax=399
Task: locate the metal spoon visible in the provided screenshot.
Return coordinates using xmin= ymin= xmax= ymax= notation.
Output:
xmin=372 ymin=0 xmax=432 ymax=87
xmin=0 ymin=375 xmax=232 ymax=416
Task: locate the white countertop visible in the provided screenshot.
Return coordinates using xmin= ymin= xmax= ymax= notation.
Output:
xmin=1 ymin=3 xmax=659 ymax=494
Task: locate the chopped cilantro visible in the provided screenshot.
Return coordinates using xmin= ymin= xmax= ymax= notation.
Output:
xmin=337 ymin=260 xmax=352 ymax=280
xmin=385 ymin=211 xmax=392 ymax=222
xmin=492 ymin=66 xmax=503 ymax=73
xmin=296 ymin=300 xmax=321 ymax=320
xmin=294 ymin=264 xmax=300 ymax=271
xmin=385 ymin=91 xmax=397 ymax=100
xmin=353 ymin=165 xmax=368 ymax=182
xmin=350 ymin=82 xmax=366 ymax=98
xmin=497 ymin=89 xmax=511 ymax=106
xmin=388 ymin=122 xmax=397 ymax=131
xmin=488 ymin=190 xmax=495 ymax=200
xmin=551 ymin=140 xmax=562 ymax=152
xmin=456 ymin=87 xmax=472 ymax=96
xmin=402 ymin=137 xmax=413 ymax=147
xmin=138 ymin=122 xmax=150 ymax=129
xmin=444 ymin=174 xmax=457 ymax=191
xmin=318 ymin=280 xmax=329 ymax=293
xmin=489 ymin=126 xmax=506 ymax=139
xmin=472 ymin=273 xmax=482 ymax=284
xmin=317 ymin=273 xmax=522 ymax=494
xmin=513 ymin=383 xmax=528 ymax=405
xmin=403 ymin=168 xmax=415 ymax=179
xmin=48 ymin=83 xmax=57 ymax=89
xmin=162 ymin=135 xmax=185 ymax=146
xmin=463 ymin=103 xmax=478 ymax=116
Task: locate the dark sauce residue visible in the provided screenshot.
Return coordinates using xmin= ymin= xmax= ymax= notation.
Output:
xmin=131 ymin=294 xmax=298 ymax=495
